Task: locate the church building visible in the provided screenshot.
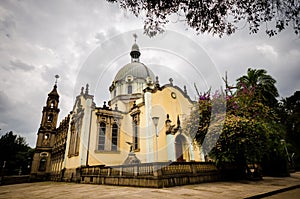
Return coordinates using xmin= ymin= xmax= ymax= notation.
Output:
xmin=31 ymin=39 xmax=204 ymax=180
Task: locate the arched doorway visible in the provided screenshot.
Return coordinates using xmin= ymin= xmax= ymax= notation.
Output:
xmin=175 ymin=134 xmax=189 ymax=162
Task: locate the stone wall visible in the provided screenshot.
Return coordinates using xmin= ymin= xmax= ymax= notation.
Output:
xmin=78 ymin=162 xmax=221 ymax=188
xmin=0 ymin=175 xmax=30 ymax=185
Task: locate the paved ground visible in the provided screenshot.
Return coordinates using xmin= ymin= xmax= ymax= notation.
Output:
xmin=0 ymin=172 xmax=299 ymax=199
xmin=263 ymin=188 xmax=300 ymax=199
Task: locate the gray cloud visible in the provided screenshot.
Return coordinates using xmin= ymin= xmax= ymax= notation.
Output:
xmin=0 ymin=1 xmax=299 ymax=148
xmin=7 ymin=59 xmax=35 ymax=71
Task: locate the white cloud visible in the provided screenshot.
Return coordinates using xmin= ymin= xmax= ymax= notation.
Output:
xmin=256 ymin=44 xmax=278 ymax=61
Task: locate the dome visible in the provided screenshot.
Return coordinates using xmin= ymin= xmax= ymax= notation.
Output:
xmin=114 ymin=62 xmax=155 ymax=82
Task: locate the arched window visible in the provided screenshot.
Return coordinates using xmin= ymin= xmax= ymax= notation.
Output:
xmin=38 ymin=158 xmax=47 ymax=171
xmin=50 ymin=101 xmax=55 ymax=108
xmin=128 ymin=85 xmax=132 ymax=94
xmin=133 ymin=121 xmax=139 ymax=150
xmin=111 ymin=124 xmax=118 ymax=151
xmin=98 ymin=122 xmax=106 ymax=151
xmin=47 ymin=114 xmax=53 ymax=122
xmin=42 ymin=134 xmax=50 ymax=146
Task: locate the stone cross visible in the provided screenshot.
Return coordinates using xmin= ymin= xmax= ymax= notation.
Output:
xmin=133 ymin=33 xmax=137 ymax=43
xmin=55 ymin=74 xmax=59 ymax=85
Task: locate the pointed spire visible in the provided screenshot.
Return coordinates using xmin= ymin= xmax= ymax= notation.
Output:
xmin=85 ymin=84 xmax=89 ymax=95
xmin=48 ymin=75 xmax=59 ymax=97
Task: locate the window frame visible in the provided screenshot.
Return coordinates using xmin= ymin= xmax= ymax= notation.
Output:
xmin=127 ymin=84 xmax=132 ymax=94
xmin=98 ymin=122 xmax=106 ymax=151
xmin=111 ymin=123 xmax=118 ymax=151
xmin=133 ymin=120 xmax=139 ymax=150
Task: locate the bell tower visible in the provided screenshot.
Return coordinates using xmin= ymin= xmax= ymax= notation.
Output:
xmin=31 ymin=76 xmax=60 ymax=180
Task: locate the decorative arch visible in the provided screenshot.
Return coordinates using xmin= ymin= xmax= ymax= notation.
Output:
xmin=175 ymin=134 xmax=190 ymax=162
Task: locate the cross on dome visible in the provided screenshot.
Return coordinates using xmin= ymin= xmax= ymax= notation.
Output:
xmin=55 ymin=75 xmax=60 ymax=86
xmin=133 ymin=33 xmax=137 ymax=43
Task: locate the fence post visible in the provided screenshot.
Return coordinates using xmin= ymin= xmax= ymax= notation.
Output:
xmin=134 ymin=164 xmax=138 ymax=177
xmin=119 ymin=166 xmax=123 ymax=176
xmin=190 ymin=163 xmax=197 ymax=174
xmin=153 ymin=163 xmax=162 ymax=177
xmin=108 ymin=167 xmax=111 ymax=176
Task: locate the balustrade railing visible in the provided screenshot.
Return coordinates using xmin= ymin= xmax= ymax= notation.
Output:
xmin=80 ymin=162 xmax=217 ymax=178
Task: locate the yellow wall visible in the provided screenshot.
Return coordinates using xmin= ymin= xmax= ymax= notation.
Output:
xmin=64 ymin=85 xmax=202 ymax=169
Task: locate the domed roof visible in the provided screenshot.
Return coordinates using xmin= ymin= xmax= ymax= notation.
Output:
xmin=114 ymin=62 xmax=155 ymax=82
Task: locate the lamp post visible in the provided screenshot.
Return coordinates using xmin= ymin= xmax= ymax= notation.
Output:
xmin=280 ymin=139 xmax=290 ymax=162
xmin=152 ymin=116 xmax=159 ymax=162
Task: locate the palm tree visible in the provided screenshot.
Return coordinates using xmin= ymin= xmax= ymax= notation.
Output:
xmin=236 ymin=68 xmax=279 ymax=107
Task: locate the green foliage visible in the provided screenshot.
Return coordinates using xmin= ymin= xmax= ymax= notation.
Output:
xmin=236 ymin=68 xmax=279 ymax=108
xmin=279 ymin=91 xmax=300 ymax=170
xmin=185 ymin=68 xmax=286 ymax=175
xmin=0 ymin=131 xmax=33 ymax=176
xmin=107 ymin=0 xmax=300 ymax=37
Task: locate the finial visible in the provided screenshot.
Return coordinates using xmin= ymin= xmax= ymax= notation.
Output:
xmin=133 ymin=33 xmax=137 ymax=43
xmin=184 ymin=85 xmax=187 ymax=94
xmin=177 ymin=115 xmax=180 ymax=127
xmin=169 ymin=78 xmax=173 ymax=86
xmin=55 ymin=75 xmax=60 ymax=86
xmin=103 ymin=101 xmax=107 ymax=108
xmin=81 ymin=87 xmax=84 ymax=95
xmin=85 ymin=84 xmax=89 ymax=95
xmin=155 ymin=76 xmax=159 ymax=84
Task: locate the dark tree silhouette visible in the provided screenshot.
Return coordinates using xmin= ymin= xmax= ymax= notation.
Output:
xmin=0 ymin=131 xmax=33 ymax=175
xmin=279 ymin=91 xmax=300 ymax=170
xmin=107 ymin=0 xmax=299 ymax=37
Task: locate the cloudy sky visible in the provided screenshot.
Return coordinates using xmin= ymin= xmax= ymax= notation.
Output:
xmin=0 ymin=0 xmax=299 ymax=147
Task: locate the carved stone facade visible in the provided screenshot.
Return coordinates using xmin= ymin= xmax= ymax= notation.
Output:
xmin=50 ymin=114 xmax=70 ymax=179
xmin=95 ymin=105 xmax=123 ymax=152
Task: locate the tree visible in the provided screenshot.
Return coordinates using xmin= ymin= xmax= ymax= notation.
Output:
xmin=0 ymin=131 xmax=33 ymax=175
xmin=236 ymin=68 xmax=279 ymax=108
xmin=209 ymin=89 xmax=286 ymax=176
xmin=279 ymin=91 xmax=300 ymax=170
xmin=107 ymin=0 xmax=300 ymax=37
xmin=184 ymin=68 xmax=286 ymax=177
